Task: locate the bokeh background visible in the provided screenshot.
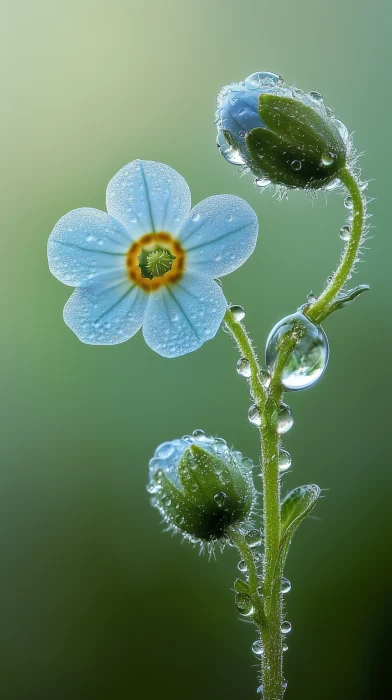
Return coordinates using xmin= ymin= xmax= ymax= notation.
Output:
xmin=1 ymin=0 xmax=391 ymax=698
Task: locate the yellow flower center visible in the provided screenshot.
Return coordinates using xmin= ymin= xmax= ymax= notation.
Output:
xmin=126 ymin=232 xmax=186 ymax=291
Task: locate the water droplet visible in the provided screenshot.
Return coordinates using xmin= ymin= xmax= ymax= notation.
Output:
xmin=192 ymin=429 xmax=206 ymax=441
xmin=156 ymin=442 xmax=175 ymax=459
xmin=252 ymin=640 xmax=264 ymax=657
xmin=237 ymin=358 xmax=251 ymax=378
xmin=216 ymin=130 xmax=246 ymax=165
xmin=344 ymin=195 xmax=353 ymax=209
xmin=309 ymin=90 xmax=323 ymax=101
xmin=248 ymin=404 xmax=262 ymax=427
xmin=321 ymin=152 xmax=334 ymax=166
xmin=277 ymin=404 xmax=294 ymax=435
xmin=257 ymin=684 xmax=264 ymax=697
xmin=334 ymin=119 xmax=349 ymax=142
xmin=278 ymin=450 xmax=291 ymax=472
xmin=283 ymin=643 xmax=289 ymax=652
xmin=340 ymin=225 xmax=351 ymax=241
xmin=255 ymin=177 xmax=272 ymax=188
xmin=235 ymin=592 xmax=254 ymax=616
xmin=161 ymin=494 xmax=172 ymax=507
xmin=237 ymin=559 xmax=248 ymax=574
xmin=246 ymin=71 xmax=281 ymax=87
xmin=260 ymin=369 xmax=271 ymax=388
xmin=307 ymin=292 xmax=317 ymax=303
xmin=230 ymin=304 xmax=245 ymax=322
xmin=281 ymin=577 xmax=292 ymax=594
xmin=245 ymin=529 xmax=262 ymax=547
xmin=214 ymin=491 xmax=228 ymax=508
xmin=239 ymin=129 xmax=248 ymax=138
xmin=265 ymin=312 xmax=329 ymax=391
xmin=291 ymin=160 xmax=302 ymax=171
xmin=281 ymin=621 xmax=292 ymax=634
xmin=325 ymin=178 xmax=340 ymax=191
xmin=282 ymin=680 xmax=288 ymax=693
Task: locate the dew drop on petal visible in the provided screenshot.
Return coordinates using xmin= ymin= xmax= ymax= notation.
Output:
xmin=309 ymin=90 xmax=323 ymax=101
xmin=278 ymin=450 xmax=291 ymax=472
xmin=230 ymin=304 xmax=246 ymax=322
xmin=281 ymin=621 xmax=292 ymax=634
xmin=266 ymin=312 xmax=329 ymax=391
xmin=248 ymin=404 xmax=262 ymax=427
xmin=237 ymin=358 xmax=252 ymax=378
xmin=245 ymin=71 xmax=281 ymax=87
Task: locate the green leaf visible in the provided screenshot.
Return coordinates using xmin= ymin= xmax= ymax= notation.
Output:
xmin=277 ymin=484 xmax=321 ymax=570
xmin=317 ymin=284 xmax=370 ymax=321
xmin=280 ymin=484 xmax=321 ymax=553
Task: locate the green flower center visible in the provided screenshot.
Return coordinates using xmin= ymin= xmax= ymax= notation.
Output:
xmin=138 ymin=247 xmax=176 ymax=279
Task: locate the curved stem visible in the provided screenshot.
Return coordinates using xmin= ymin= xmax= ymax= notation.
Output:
xmin=223 ymin=309 xmax=266 ymax=407
xmin=306 ymin=167 xmax=366 ymax=324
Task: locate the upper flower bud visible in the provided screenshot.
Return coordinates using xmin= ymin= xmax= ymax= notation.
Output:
xmin=215 ymin=72 xmax=350 ymax=190
xmin=147 ymin=431 xmax=257 ymax=544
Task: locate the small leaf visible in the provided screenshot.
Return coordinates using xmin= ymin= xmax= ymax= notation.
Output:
xmin=275 ymin=484 xmax=321 ymax=573
xmin=317 ymin=284 xmax=370 ymax=321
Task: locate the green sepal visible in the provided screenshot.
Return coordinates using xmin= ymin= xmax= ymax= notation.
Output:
xmin=246 ymin=94 xmax=346 ymax=189
xmin=280 ymin=484 xmax=321 ymax=562
xmin=316 ymin=284 xmax=370 ymax=322
xmin=154 ymin=445 xmax=256 ymax=542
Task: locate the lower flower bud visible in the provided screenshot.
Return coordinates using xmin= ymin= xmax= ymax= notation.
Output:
xmin=147 ymin=431 xmax=257 ymax=543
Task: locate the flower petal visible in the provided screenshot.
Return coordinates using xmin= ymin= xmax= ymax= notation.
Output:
xmin=178 ymin=195 xmax=258 ymax=278
xmin=106 ymin=160 xmax=191 ymax=237
xmin=63 ymin=281 xmax=148 ymax=345
xmin=48 ymin=208 xmax=130 ymax=287
xmin=143 ymin=273 xmax=227 ymax=358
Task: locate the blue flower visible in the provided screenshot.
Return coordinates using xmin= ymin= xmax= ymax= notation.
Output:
xmin=48 ymin=160 xmax=258 ymax=358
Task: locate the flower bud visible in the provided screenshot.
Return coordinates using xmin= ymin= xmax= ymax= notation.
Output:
xmin=215 ymin=71 xmax=350 ymax=190
xmin=147 ymin=431 xmax=257 ymax=544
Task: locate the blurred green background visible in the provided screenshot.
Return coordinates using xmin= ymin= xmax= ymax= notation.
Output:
xmin=1 ymin=0 xmax=390 ymax=698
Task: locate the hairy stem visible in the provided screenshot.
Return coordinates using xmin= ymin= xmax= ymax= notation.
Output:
xmin=307 ymin=167 xmax=366 ymax=324
xmin=225 ymin=308 xmax=284 ymax=699
xmin=223 ymin=167 xmax=366 ymax=700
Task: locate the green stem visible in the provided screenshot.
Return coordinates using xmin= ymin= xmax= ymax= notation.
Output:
xmin=228 ymin=528 xmax=266 ymax=628
xmin=306 ymin=167 xmax=366 ymax=324
xmin=223 ymin=167 xmax=366 ymax=700
xmin=225 ymin=308 xmax=284 ymax=699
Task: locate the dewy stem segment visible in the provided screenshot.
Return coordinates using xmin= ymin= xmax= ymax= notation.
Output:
xmin=224 ymin=308 xmax=285 ymax=699
xmin=223 ymin=167 xmax=366 ymax=700
xmin=307 ymin=167 xmax=366 ymax=324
